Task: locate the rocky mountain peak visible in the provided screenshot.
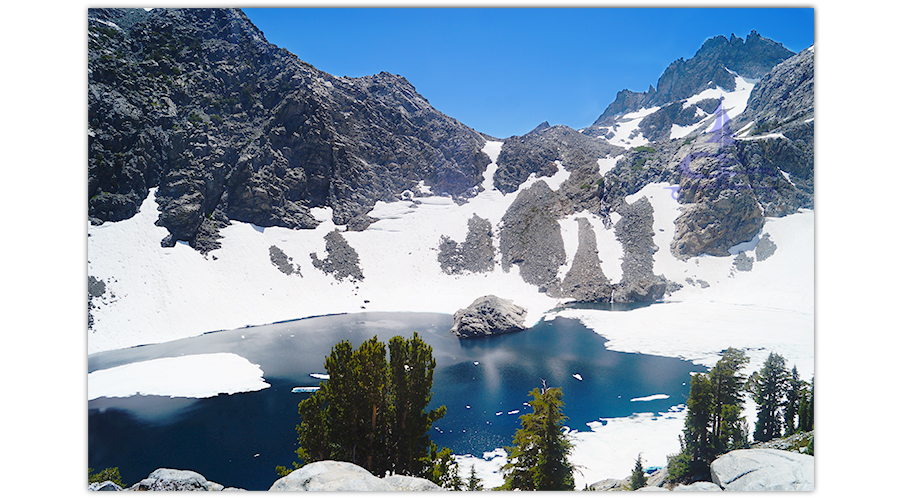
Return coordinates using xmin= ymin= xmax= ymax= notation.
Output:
xmin=592 ymin=31 xmax=794 ymax=126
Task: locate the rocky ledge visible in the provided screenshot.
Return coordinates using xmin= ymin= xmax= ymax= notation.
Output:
xmin=590 ymin=446 xmax=813 ymax=492
xmin=89 ymin=461 xmax=443 ymax=492
xmin=450 ymin=295 xmax=528 ymax=338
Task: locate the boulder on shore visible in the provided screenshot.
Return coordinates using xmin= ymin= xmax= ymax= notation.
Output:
xmin=710 ymin=448 xmax=813 ymax=491
xmin=129 ymin=468 xmax=220 ymax=491
xmin=269 ymin=460 xmax=443 ymax=491
xmin=450 ymin=295 xmax=528 ymax=338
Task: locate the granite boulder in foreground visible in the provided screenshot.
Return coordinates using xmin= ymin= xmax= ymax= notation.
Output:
xmin=127 ymin=468 xmax=241 ymax=491
xmin=269 ymin=460 xmax=442 ymax=491
xmin=710 ymin=448 xmax=814 ymax=491
xmin=450 ymin=295 xmax=528 ymax=338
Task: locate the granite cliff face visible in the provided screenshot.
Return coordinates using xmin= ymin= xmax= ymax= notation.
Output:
xmin=89 ymin=8 xmax=490 ymax=252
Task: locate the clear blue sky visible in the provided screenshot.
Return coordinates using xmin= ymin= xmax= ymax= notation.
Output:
xmin=244 ymin=8 xmax=813 ymax=139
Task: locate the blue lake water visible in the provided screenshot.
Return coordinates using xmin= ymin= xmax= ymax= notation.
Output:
xmin=88 ymin=309 xmax=702 ymax=490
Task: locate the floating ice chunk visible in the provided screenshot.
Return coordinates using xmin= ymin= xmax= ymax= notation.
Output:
xmin=507 ymin=410 xmax=520 ymax=415
xmin=630 ymin=394 xmax=670 ymax=402
xmin=87 ymin=353 xmax=269 ymax=399
xmin=495 ymin=411 xmax=504 ymax=416
xmin=573 ymin=373 xmax=583 ymax=381
xmin=309 ymin=373 xmax=330 ymax=380
xmin=292 ymin=387 xmax=320 ymax=393
xmin=473 ymin=361 xmax=479 ymax=365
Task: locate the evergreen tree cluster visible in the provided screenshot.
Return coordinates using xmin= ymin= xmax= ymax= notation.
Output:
xmin=283 ymin=336 xmax=581 ymax=490
xmin=285 ymin=332 xmax=447 ymax=478
xmin=668 ymin=348 xmax=814 ymax=483
xmin=747 ymin=352 xmax=814 ymax=442
xmin=668 ymin=348 xmax=750 ymax=481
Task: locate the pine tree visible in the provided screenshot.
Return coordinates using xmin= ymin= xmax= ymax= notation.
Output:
xmin=629 ymin=454 xmax=648 ymax=490
xmin=500 ymin=385 xmax=575 ymax=490
xmin=671 ymin=348 xmax=749 ymax=481
xmin=426 ymin=444 xmax=462 ymax=490
xmin=749 ymin=352 xmax=789 ymax=443
xmin=783 ymin=366 xmax=803 ymax=436
xmin=797 ymin=376 xmax=814 ymax=432
xmin=466 ymin=464 xmax=484 ymax=491
xmin=708 ymin=348 xmax=750 ymax=455
xmin=388 ymin=333 xmax=446 ymax=476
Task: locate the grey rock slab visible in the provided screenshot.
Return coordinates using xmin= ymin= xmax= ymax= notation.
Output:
xmin=269 ymin=460 xmax=394 ymax=491
xmin=383 ymin=474 xmax=444 ymax=491
xmin=88 ymin=481 xmax=123 ymax=491
xmin=710 ymin=449 xmax=814 ymax=491
xmin=129 ymin=468 xmax=216 ymax=491
xmin=450 ymin=295 xmax=528 ymax=338
xmin=674 ymin=481 xmax=723 ymax=491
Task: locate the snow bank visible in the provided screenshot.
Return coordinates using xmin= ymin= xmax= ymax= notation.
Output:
xmin=87 ymin=353 xmax=269 ymax=400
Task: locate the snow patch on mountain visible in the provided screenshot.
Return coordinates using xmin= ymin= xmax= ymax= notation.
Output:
xmin=603 ymin=106 xmax=660 ymax=147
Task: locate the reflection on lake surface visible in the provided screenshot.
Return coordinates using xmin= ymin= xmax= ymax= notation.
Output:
xmin=88 ymin=310 xmax=701 ymax=490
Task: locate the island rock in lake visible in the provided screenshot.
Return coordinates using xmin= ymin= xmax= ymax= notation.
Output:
xmin=450 ymin=295 xmax=528 ymax=338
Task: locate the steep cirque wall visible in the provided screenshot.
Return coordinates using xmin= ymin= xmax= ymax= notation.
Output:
xmin=89 ymin=8 xmax=490 ymax=252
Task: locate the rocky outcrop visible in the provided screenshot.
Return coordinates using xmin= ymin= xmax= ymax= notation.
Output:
xmin=636 ymin=98 xmax=720 ymax=143
xmin=590 ymin=31 xmax=794 ymax=127
xmin=269 ymin=245 xmax=300 ymax=276
xmin=310 ymin=230 xmax=364 ymax=282
xmin=498 ymin=181 xmax=566 ymax=291
xmin=710 ymin=449 xmax=814 ymax=491
xmin=494 ymin=123 xmax=622 ymax=194
xmin=670 ymin=189 xmax=764 ymax=260
xmin=269 ymin=460 xmax=443 ymax=491
xmin=559 ymin=218 xmax=613 ymax=302
xmin=755 ymin=232 xmax=777 ymax=261
xmin=128 ymin=468 xmax=234 ymax=491
xmin=437 ymin=214 xmax=496 ymax=274
xmin=450 ymin=295 xmax=528 ymax=338
xmin=735 ymin=46 xmax=814 ymax=134
xmin=383 ymin=474 xmax=445 ymax=491
xmin=672 ymin=481 xmax=723 ymax=491
xmin=613 ymin=197 xmax=671 ymax=302
xmin=89 ymin=480 xmax=123 ymax=491
xmin=88 ymin=8 xmax=490 ymax=252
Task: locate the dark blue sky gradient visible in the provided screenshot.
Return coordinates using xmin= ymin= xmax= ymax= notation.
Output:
xmin=244 ymin=8 xmax=813 ymax=139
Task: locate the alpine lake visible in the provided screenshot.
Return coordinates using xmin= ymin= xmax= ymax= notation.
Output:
xmin=88 ymin=304 xmax=703 ymax=491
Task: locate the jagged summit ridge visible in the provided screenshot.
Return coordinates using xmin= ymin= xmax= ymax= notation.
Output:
xmin=590 ymin=31 xmax=794 ymax=127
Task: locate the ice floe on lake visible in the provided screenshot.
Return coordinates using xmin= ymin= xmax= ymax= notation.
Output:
xmin=87 ymin=353 xmax=269 ymax=400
